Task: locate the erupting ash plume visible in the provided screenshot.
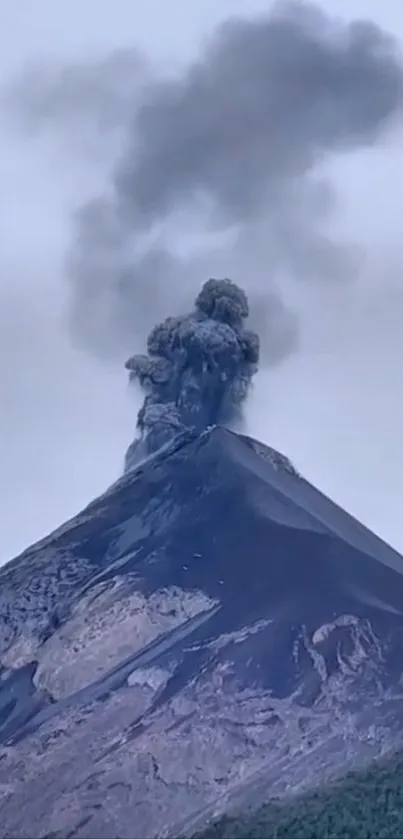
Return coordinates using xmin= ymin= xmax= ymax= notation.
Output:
xmin=124 ymin=277 xmax=259 ymax=471
xmin=4 ymin=1 xmax=403 ymax=478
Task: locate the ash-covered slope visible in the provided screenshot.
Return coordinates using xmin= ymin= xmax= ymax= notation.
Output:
xmin=1 ymin=428 xmax=403 ymax=838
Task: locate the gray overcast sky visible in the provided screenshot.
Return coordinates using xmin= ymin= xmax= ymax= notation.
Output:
xmin=1 ymin=0 xmax=403 ymax=564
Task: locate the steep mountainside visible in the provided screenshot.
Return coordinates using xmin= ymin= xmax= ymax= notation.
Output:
xmin=1 ymin=426 xmax=403 ymax=838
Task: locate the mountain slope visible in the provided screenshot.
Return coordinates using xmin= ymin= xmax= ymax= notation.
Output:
xmin=1 ymin=426 xmax=403 ymax=838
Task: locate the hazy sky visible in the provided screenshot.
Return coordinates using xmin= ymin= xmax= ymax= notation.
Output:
xmin=1 ymin=0 xmax=403 ymax=564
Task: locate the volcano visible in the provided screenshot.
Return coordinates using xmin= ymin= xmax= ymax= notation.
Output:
xmin=1 ymin=426 xmax=403 ymax=838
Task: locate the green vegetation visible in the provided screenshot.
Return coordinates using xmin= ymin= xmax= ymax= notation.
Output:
xmin=196 ymin=750 xmax=403 ymax=838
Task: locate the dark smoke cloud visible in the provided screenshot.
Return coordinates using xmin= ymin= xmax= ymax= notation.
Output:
xmin=124 ymin=277 xmax=259 ymax=470
xmin=4 ymin=1 xmax=403 ymax=464
xmin=69 ymin=1 xmax=402 ymax=359
xmin=116 ymin=4 xmax=401 ymax=228
xmin=6 ymin=1 xmax=403 ymax=369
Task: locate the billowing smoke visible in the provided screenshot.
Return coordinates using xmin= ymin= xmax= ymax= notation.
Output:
xmin=114 ymin=6 xmax=401 ymax=231
xmin=71 ymin=0 xmax=402 ymax=357
xmin=4 ymin=1 xmax=403 ymax=468
xmin=7 ymin=1 xmax=403 ymax=364
xmin=124 ymin=277 xmax=259 ymax=470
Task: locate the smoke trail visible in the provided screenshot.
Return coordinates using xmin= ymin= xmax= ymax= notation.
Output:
xmin=73 ymin=0 xmax=402 ymax=358
xmin=124 ymin=277 xmax=259 ymax=470
xmin=4 ymin=49 xmax=150 ymax=158
xmin=7 ymin=1 xmax=403 ymax=368
xmin=116 ymin=5 xmax=401 ymax=229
